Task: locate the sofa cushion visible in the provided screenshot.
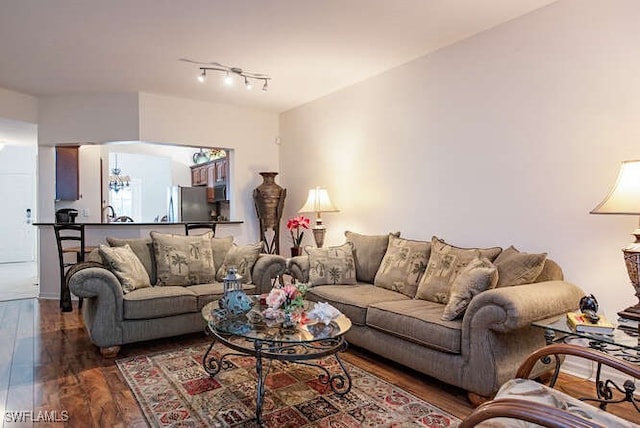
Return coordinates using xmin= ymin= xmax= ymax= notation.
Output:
xmin=534 ymin=258 xmax=564 ymax=282
xmin=123 ymin=286 xmax=198 ymax=319
xmin=366 ymin=300 xmax=462 ymax=354
xmin=306 ymin=242 xmax=356 ymax=286
xmin=441 ymin=257 xmax=498 ymax=321
xmin=211 ymin=236 xmax=234 ymax=272
xmin=494 ymin=245 xmax=547 ymax=287
xmin=189 ymin=282 xmax=257 ymax=310
xmin=99 ymin=244 xmax=151 ymax=294
xmin=345 ymin=231 xmax=400 ymax=283
xmin=373 ymin=235 xmax=431 ymax=298
xmin=106 ymin=236 xmax=157 ymax=284
xmin=151 ymin=231 xmax=216 ymax=286
xmin=415 ymin=236 xmax=502 ymax=304
xmin=216 ymin=242 xmax=262 ymax=284
xmin=306 ymin=284 xmax=410 ymax=326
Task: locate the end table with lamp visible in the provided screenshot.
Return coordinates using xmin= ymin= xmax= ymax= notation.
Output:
xmin=591 ymin=160 xmax=640 ymax=321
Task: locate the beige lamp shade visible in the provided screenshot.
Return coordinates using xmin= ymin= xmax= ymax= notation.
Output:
xmin=297 ymin=187 xmax=339 ymax=248
xmin=298 ymin=187 xmax=339 ymax=214
xmin=591 ymin=160 xmax=640 ymax=215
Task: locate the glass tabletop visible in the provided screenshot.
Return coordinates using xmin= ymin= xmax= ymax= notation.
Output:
xmin=201 ymin=298 xmax=352 ymax=344
xmin=532 ymin=314 xmax=640 ymax=351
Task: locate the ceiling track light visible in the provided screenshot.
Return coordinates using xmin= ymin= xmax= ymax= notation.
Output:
xmin=179 ymin=58 xmax=271 ymax=92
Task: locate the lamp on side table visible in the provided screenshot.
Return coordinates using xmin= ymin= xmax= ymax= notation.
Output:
xmin=591 ymin=160 xmax=640 ymax=321
xmin=298 ymin=187 xmax=339 ymax=248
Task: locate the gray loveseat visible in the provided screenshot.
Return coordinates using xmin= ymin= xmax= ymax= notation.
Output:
xmin=288 ymin=232 xmax=584 ymax=401
xmin=69 ymin=234 xmax=286 ymax=357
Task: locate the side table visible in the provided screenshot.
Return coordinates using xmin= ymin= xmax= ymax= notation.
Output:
xmin=532 ymin=314 xmax=640 ymax=412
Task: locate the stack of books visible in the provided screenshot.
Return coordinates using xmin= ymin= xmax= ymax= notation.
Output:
xmin=617 ymin=317 xmax=639 ymax=335
xmin=566 ymin=311 xmax=614 ymax=334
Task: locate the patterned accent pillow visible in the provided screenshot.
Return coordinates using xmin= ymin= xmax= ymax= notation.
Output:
xmin=106 ymin=237 xmax=157 ymax=285
xmin=373 ymin=235 xmax=431 ymax=298
xmin=494 ymin=245 xmax=547 ymax=287
xmin=305 ymin=243 xmax=357 ymax=286
xmin=415 ymin=236 xmax=502 ymax=303
xmin=345 ymin=231 xmax=400 ymax=283
xmin=99 ymin=244 xmax=151 ymax=293
xmin=441 ymin=257 xmax=498 ymax=321
xmin=151 ymin=231 xmax=215 ymax=286
xmin=216 ymin=242 xmax=262 ymax=284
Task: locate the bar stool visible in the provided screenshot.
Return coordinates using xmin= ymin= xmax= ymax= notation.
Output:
xmin=184 ymin=222 xmax=216 ymax=236
xmin=54 ymin=224 xmax=90 ymax=312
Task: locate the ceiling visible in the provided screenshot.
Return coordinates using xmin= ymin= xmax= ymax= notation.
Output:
xmin=0 ymin=0 xmax=556 ymax=115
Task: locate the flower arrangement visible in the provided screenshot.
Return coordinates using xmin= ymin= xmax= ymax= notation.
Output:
xmin=286 ymin=215 xmax=310 ymax=248
xmin=263 ymin=283 xmax=309 ymax=322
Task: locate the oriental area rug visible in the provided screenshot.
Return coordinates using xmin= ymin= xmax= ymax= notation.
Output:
xmin=116 ymin=342 xmax=460 ymax=427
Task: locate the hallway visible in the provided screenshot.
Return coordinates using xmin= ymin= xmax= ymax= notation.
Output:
xmin=0 ymin=261 xmax=38 ymax=301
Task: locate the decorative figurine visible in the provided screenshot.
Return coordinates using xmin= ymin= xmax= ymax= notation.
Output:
xmin=579 ymin=294 xmax=599 ymax=313
xmin=219 ymin=267 xmax=253 ymax=317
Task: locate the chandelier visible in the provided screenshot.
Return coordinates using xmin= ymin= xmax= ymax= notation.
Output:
xmin=109 ymin=154 xmax=130 ymax=192
xmin=179 ymin=58 xmax=271 ymax=91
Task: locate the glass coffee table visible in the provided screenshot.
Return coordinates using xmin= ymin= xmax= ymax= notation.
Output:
xmin=201 ymin=298 xmax=352 ymax=425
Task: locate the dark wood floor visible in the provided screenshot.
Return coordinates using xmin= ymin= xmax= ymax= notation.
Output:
xmin=1 ymin=298 xmax=639 ymax=427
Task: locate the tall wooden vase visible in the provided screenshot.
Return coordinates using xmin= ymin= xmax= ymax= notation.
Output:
xmin=253 ymin=172 xmax=286 ymax=254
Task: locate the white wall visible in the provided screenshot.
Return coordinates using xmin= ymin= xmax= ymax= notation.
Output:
xmin=279 ymin=0 xmax=640 ymax=320
xmin=138 ymin=92 xmax=280 ymax=244
xmin=0 ymin=87 xmax=37 ymax=123
xmin=38 ymin=93 xmax=140 ymax=145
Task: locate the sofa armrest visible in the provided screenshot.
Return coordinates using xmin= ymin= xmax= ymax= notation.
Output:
xmin=68 ymin=266 xmax=126 ymax=348
xmin=252 ymin=254 xmax=286 ymax=294
xmin=463 ymin=280 xmax=584 ymax=334
xmin=287 ymin=255 xmax=310 ymax=283
xmin=458 ymin=280 xmax=584 ymax=396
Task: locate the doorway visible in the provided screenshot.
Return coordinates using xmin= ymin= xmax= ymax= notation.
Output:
xmin=0 ymin=118 xmax=38 ymax=301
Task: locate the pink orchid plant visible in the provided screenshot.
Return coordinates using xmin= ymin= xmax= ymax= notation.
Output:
xmin=286 ymin=215 xmax=310 ymax=248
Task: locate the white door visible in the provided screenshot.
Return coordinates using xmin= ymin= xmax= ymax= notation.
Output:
xmin=0 ymin=173 xmax=35 ymax=262
xmin=0 ymin=140 xmax=36 ymax=264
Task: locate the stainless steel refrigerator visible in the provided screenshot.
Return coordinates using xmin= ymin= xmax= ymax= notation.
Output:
xmin=167 ymin=186 xmax=212 ymax=222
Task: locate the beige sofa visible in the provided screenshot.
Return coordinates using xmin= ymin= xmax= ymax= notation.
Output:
xmin=288 ymin=232 xmax=584 ymax=401
xmin=69 ymin=234 xmax=286 ymax=357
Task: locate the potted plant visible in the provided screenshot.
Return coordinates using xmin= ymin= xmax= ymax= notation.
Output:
xmin=287 ymin=215 xmax=310 ymax=257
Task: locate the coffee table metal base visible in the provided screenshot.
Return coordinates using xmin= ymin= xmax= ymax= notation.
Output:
xmin=202 ymin=328 xmax=352 ymax=425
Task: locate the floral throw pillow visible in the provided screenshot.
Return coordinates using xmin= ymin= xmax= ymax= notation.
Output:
xmin=151 ymin=231 xmax=215 ymax=286
xmin=415 ymin=236 xmax=501 ymax=304
xmin=306 ymin=243 xmax=357 ymax=286
xmin=441 ymin=257 xmax=498 ymax=321
xmin=373 ymin=235 xmax=431 ymax=297
xmin=216 ymin=242 xmax=263 ymax=284
xmin=99 ymin=244 xmax=151 ymax=294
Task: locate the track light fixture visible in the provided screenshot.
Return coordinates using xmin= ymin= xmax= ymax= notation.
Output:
xmin=180 ymin=58 xmax=270 ymax=92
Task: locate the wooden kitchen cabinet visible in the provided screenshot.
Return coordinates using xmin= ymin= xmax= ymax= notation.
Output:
xmin=55 ymin=145 xmax=80 ymax=201
xmin=215 ymin=158 xmax=227 ymax=183
xmin=190 ymin=163 xmax=209 ymax=186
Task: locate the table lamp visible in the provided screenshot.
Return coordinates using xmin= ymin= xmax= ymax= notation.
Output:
xmin=298 ymin=187 xmax=339 ymax=248
xmin=591 ymin=160 xmax=640 ymax=321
